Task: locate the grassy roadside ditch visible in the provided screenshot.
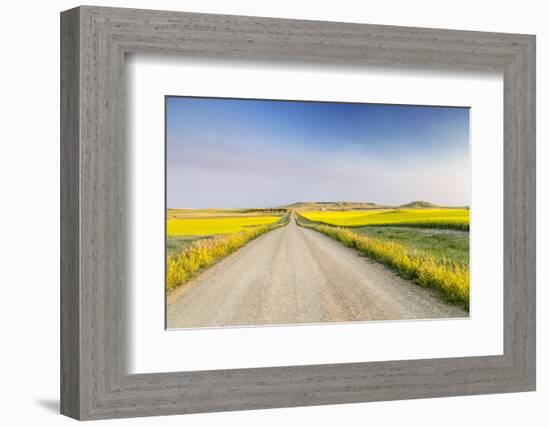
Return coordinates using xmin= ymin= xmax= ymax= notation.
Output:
xmin=167 ymin=214 xmax=289 ymax=293
xmin=295 ymin=212 xmax=469 ymax=309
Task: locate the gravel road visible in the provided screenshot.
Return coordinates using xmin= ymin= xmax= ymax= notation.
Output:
xmin=167 ymin=218 xmax=467 ymax=328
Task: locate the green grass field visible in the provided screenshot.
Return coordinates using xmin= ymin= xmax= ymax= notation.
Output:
xmin=299 ymin=208 xmax=469 ymax=231
xmin=166 ymin=236 xmax=204 ymax=256
xmin=354 ymin=226 xmax=469 ymax=266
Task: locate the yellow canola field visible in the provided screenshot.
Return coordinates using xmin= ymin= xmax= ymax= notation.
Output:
xmin=300 ymin=208 xmax=469 ymax=230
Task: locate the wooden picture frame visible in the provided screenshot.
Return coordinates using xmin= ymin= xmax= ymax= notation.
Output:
xmin=60 ymin=5 xmax=536 ymax=420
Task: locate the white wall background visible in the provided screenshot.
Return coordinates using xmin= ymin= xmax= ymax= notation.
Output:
xmin=0 ymin=0 xmax=546 ymax=425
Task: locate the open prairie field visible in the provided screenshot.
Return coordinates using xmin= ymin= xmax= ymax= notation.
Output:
xmin=299 ymin=208 xmax=469 ymax=231
xmin=355 ymin=226 xmax=469 ymax=266
xmin=167 ymin=208 xmax=287 ymax=220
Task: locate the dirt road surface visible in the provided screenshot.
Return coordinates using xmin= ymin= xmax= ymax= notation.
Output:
xmin=167 ymin=219 xmax=467 ymax=328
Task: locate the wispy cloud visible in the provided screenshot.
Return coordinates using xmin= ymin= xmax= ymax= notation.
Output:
xmin=167 ymin=97 xmax=469 ymax=208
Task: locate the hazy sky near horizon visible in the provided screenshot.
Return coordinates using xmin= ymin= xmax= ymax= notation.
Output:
xmin=166 ymin=97 xmax=469 ymax=208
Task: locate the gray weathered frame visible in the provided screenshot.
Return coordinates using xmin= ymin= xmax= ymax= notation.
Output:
xmin=60 ymin=5 xmax=536 ymax=420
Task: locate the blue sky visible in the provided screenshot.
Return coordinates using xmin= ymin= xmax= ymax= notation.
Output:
xmin=166 ymin=97 xmax=469 ymax=208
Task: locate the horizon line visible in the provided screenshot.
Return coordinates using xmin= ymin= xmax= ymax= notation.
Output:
xmin=167 ymin=201 xmax=471 ymax=210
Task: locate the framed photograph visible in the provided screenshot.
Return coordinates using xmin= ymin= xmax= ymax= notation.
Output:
xmin=164 ymin=96 xmax=470 ymax=330
xmin=61 ymin=6 xmax=536 ymax=420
